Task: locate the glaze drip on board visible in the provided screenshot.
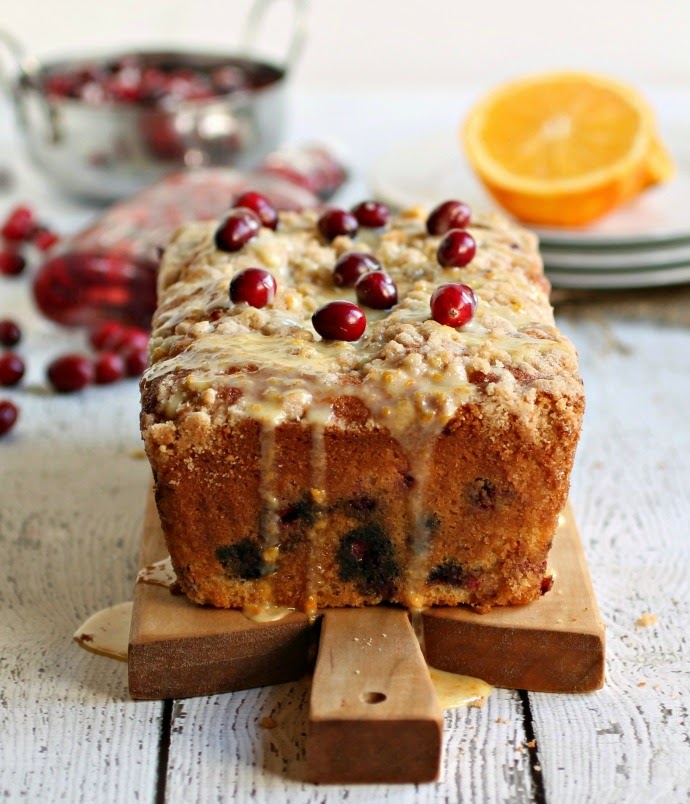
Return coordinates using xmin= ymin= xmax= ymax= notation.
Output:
xmin=74 ymin=602 xmax=493 ymax=710
xmin=73 ymin=602 xmax=133 ymax=662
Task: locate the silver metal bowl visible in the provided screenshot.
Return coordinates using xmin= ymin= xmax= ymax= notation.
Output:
xmin=0 ymin=0 xmax=307 ymax=202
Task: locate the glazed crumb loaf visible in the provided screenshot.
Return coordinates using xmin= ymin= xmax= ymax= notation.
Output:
xmin=140 ymin=204 xmax=584 ymax=615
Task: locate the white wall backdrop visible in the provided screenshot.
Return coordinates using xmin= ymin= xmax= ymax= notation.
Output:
xmin=2 ymin=0 xmax=690 ymax=89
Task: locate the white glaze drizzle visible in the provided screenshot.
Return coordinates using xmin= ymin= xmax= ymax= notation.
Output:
xmin=72 ymin=599 xmax=495 ymax=710
xmin=136 ymin=556 xmax=177 ymax=588
xmin=73 ymin=602 xmax=133 ymax=662
xmin=241 ymin=603 xmax=295 ymax=623
xmin=429 ymin=666 xmax=493 ymax=710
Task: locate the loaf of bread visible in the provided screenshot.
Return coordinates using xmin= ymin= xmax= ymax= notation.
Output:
xmin=141 ymin=202 xmax=583 ymax=616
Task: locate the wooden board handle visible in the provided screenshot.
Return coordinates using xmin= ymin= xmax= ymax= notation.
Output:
xmin=306 ymin=606 xmax=443 ymax=784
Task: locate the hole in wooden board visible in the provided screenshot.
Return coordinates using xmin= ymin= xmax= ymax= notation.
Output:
xmin=361 ymin=691 xmax=387 ymax=704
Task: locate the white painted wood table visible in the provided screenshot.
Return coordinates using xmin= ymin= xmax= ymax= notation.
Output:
xmin=1 ymin=91 xmax=690 ymax=803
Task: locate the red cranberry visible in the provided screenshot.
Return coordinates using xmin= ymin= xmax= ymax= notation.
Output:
xmin=124 ymin=348 xmax=148 ymax=377
xmin=0 ymin=400 xmax=18 ymax=437
xmin=1 ymin=205 xmax=34 ymax=242
xmin=44 ymin=72 xmax=81 ymax=98
xmin=90 ymin=322 xmax=149 ymax=354
xmin=355 ymin=271 xmax=398 ymax=309
xmin=47 ymin=354 xmax=94 ymax=393
xmin=430 ymin=283 xmax=478 ymax=328
xmin=0 ymin=319 xmax=21 ymax=347
xmin=350 ymin=539 xmax=369 ymax=563
xmin=0 ymin=353 xmax=25 ymax=387
xmin=437 ymin=229 xmax=476 ymax=268
xmin=165 ymin=70 xmax=215 ymax=102
xmin=426 ymin=200 xmax=472 ymax=235
xmin=229 ymin=267 xmax=277 ymax=308
xmin=214 ymin=208 xmax=262 ymax=252
xmin=32 ymin=227 xmax=60 ymax=252
xmin=312 ymin=301 xmax=366 ymax=341
xmin=351 ymin=200 xmax=390 ymax=229
xmin=89 ymin=321 xmax=128 ymax=351
xmin=317 ymin=209 xmax=358 ymax=241
xmin=117 ymin=327 xmax=149 ymax=354
xmin=0 ymin=251 xmax=26 ymax=276
xmin=141 ymin=115 xmax=186 ymax=160
xmin=40 ymin=58 xmax=254 ymax=108
xmin=80 ymin=80 xmax=107 ymax=104
xmin=105 ymin=70 xmax=143 ymax=103
xmin=211 ymin=65 xmax=249 ymax=94
xmin=234 ymin=191 xmax=279 ymax=231
xmin=94 ymin=352 xmax=126 ymax=384
xmin=139 ymin=66 xmax=169 ymax=102
xmin=333 ymin=252 xmax=380 ymax=288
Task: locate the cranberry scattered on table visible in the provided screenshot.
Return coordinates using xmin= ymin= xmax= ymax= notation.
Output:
xmin=94 ymin=352 xmax=126 ymax=385
xmin=89 ymin=321 xmax=148 ymax=354
xmin=41 ymin=321 xmax=151 ymax=394
xmin=0 ymin=353 xmax=25 ymax=387
xmin=1 ymin=205 xmax=35 ymax=242
xmin=47 ymin=354 xmax=95 ymax=393
xmin=0 ymin=251 xmax=26 ymax=276
xmin=32 ymin=227 xmax=61 ymax=252
xmin=0 ymin=400 xmax=18 ymax=437
xmin=1 ymin=205 xmax=60 ymax=253
xmin=0 ymin=320 xmax=22 ymax=347
xmin=124 ymin=348 xmax=149 ymax=378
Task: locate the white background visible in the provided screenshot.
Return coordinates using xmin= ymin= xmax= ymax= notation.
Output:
xmin=2 ymin=0 xmax=690 ymax=90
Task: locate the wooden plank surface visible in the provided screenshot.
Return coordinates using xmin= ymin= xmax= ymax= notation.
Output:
xmin=424 ymin=501 xmax=605 ymax=693
xmin=0 ymin=369 xmax=161 ymax=801
xmin=528 ymin=317 xmax=690 ymax=802
xmin=307 ymin=608 xmax=443 ymax=783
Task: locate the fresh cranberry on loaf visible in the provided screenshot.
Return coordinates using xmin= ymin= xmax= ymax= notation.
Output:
xmin=140 ymin=196 xmax=584 ymax=616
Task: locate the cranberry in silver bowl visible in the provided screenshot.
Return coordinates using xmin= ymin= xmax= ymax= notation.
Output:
xmin=0 ymin=0 xmax=307 ymax=201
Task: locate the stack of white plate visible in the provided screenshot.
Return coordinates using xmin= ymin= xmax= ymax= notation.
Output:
xmin=531 ymin=184 xmax=690 ymax=288
xmin=369 ymin=86 xmax=690 ymax=290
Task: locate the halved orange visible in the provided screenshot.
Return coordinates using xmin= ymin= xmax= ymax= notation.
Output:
xmin=462 ymin=72 xmax=674 ymax=227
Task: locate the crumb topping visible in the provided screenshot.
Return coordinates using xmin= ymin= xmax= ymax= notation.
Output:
xmin=143 ymin=207 xmax=582 ymax=443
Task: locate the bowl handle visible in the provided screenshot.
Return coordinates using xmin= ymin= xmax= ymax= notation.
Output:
xmin=0 ymin=29 xmax=58 ymax=143
xmin=241 ymin=0 xmax=309 ymax=72
xmin=0 ymin=29 xmax=44 ymax=94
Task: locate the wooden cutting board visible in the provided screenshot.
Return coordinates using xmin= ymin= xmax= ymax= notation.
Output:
xmin=129 ymin=492 xmax=605 ymax=782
